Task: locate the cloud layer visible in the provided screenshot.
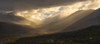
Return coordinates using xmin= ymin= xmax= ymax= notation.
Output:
xmin=0 ymin=0 xmax=87 ymax=10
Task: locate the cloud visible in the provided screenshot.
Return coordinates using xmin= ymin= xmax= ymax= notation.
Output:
xmin=0 ymin=0 xmax=88 ymax=11
xmin=0 ymin=0 xmax=98 ymax=28
xmin=0 ymin=0 xmax=100 ymax=26
xmin=0 ymin=12 xmax=26 ymax=23
xmin=0 ymin=0 xmax=100 ymax=11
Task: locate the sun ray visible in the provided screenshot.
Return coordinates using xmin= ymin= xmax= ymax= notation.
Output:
xmin=14 ymin=0 xmax=100 ymax=28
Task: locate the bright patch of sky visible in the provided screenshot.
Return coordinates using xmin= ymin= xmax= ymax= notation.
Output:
xmin=10 ymin=0 xmax=100 ymax=25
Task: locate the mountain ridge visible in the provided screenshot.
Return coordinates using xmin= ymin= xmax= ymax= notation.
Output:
xmin=11 ymin=24 xmax=100 ymax=44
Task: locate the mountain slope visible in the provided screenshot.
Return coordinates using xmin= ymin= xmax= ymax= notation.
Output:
xmin=0 ymin=22 xmax=37 ymax=40
xmin=63 ymin=8 xmax=100 ymax=32
xmin=12 ymin=24 xmax=100 ymax=44
xmin=38 ymin=10 xmax=94 ymax=33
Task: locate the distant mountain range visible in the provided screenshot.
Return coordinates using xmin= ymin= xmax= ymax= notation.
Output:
xmin=11 ymin=24 xmax=100 ymax=44
xmin=5 ymin=9 xmax=100 ymax=44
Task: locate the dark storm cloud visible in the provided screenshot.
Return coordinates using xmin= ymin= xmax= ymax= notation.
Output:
xmin=0 ymin=13 xmax=26 ymax=22
xmin=0 ymin=0 xmax=87 ymax=10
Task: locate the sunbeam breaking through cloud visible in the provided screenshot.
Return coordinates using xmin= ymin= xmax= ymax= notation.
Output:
xmin=13 ymin=0 xmax=100 ymax=29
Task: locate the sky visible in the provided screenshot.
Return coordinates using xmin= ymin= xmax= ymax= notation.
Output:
xmin=10 ymin=0 xmax=100 ymax=27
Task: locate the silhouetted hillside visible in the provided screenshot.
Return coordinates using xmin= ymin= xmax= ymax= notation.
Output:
xmin=10 ymin=25 xmax=100 ymax=44
xmin=0 ymin=22 xmax=36 ymax=40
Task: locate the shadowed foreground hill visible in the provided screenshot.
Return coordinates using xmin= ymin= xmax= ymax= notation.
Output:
xmin=12 ymin=25 xmax=100 ymax=44
xmin=0 ymin=22 xmax=36 ymax=40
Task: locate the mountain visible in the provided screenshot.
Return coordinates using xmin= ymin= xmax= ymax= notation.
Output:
xmin=10 ymin=24 xmax=100 ymax=44
xmin=0 ymin=22 xmax=37 ymax=40
xmin=62 ymin=8 xmax=100 ymax=32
